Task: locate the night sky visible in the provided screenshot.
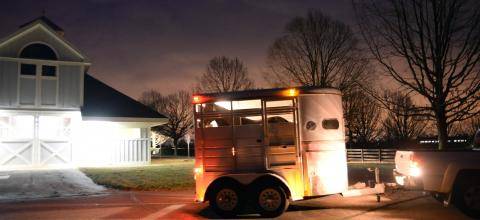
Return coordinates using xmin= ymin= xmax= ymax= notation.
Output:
xmin=0 ymin=0 xmax=354 ymax=99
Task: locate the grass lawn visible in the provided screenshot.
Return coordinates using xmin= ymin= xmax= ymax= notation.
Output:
xmin=81 ymin=158 xmax=195 ymax=191
xmin=81 ymin=158 xmax=395 ymax=191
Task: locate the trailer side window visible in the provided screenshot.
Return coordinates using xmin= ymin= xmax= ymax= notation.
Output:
xmin=266 ymin=100 xmax=293 ymax=108
xmin=267 ymin=113 xmax=295 ymax=146
xmin=202 ymin=101 xmax=231 ymax=113
xmin=235 ymin=115 xmax=262 ymax=125
xmin=232 ymin=99 xmax=261 ymax=110
xmin=322 ymin=118 xmax=339 ymax=129
xmin=204 ymin=116 xmax=231 ymax=128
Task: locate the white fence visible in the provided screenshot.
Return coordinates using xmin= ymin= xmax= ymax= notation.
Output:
xmin=346 ymin=149 xmax=396 ymax=163
xmin=112 ymin=138 xmax=151 ymax=165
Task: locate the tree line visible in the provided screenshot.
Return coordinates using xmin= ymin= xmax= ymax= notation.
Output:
xmin=140 ymin=0 xmax=480 ymax=153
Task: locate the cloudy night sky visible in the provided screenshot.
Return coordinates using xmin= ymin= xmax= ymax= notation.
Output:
xmin=0 ymin=0 xmax=354 ymax=98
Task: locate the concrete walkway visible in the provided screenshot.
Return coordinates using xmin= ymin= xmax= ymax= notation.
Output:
xmin=0 ymin=169 xmax=106 ymax=201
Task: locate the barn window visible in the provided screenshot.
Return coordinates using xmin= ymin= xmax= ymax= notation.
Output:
xmin=19 ymin=43 xmax=58 ymax=60
xmin=42 ymin=65 xmax=57 ymax=77
xmin=20 ymin=64 xmax=36 ymax=76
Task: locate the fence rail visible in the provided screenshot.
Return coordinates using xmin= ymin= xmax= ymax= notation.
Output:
xmin=113 ymin=138 xmax=151 ymax=165
xmin=347 ymin=149 xmax=396 ymax=163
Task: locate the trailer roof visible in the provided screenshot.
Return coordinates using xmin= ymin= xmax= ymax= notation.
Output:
xmin=195 ymin=86 xmax=341 ymax=101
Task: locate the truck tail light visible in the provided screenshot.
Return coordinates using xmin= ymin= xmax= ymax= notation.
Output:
xmin=409 ymin=154 xmax=422 ymax=177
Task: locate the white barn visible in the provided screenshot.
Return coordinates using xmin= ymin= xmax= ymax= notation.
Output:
xmin=0 ymin=16 xmax=167 ymax=170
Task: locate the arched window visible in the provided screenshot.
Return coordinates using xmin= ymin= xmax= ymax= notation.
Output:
xmin=19 ymin=43 xmax=57 ymax=60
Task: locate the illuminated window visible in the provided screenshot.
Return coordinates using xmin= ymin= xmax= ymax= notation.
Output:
xmin=322 ymin=119 xmax=339 ymax=130
xmin=267 ymin=112 xmax=295 ymax=146
xmin=232 ymin=99 xmax=261 ymax=110
xmin=203 ymin=116 xmax=231 ymax=128
xmin=267 ymin=114 xmax=294 ymax=123
xmin=235 ymin=115 xmax=262 ymax=126
xmin=266 ymin=100 xmax=293 ymax=108
xmin=202 ymin=102 xmax=231 ymax=112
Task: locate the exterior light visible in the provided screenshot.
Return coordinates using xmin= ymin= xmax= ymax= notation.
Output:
xmin=193 ymin=167 xmax=203 ymax=180
xmin=284 ymin=88 xmax=298 ymax=97
xmin=193 ymin=95 xmax=202 ymax=103
xmin=409 ymin=160 xmax=422 ymax=177
xmin=408 ymin=154 xmax=422 ymax=177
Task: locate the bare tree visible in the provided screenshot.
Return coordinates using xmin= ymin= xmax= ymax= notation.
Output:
xmin=382 ymin=91 xmax=427 ymax=143
xmin=139 ymin=89 xmax=163 ymax=110
xmin=355 ymin=0 xmax=480 ymax=150
xmin=449 ymin=115 xmax=480 ymax=136
xmin=344 ymin=89 xmax=382 ymax=147
xmin=196 ymin=56 xmax=254 ymax=93
xmin=265 ymin=10 xmax=370 ymax=94
xmin=139 ymin=90 xmax=193 ymax=156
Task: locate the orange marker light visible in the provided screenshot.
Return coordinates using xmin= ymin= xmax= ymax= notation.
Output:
xmin=193 ymin=95 xmax=201 ymax=103
xmin=284 ymin=88 xmax=298 ymax=97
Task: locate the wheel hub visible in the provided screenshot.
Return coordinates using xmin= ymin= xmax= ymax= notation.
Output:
xmin=216 ymin=188 xmax=238 ymax=211
xmin=259 ymin=188 xmax=281 ymax=211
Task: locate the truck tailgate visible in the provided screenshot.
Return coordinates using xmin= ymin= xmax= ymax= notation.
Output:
xmin=395 ymin=150 xmax=414 ymax=175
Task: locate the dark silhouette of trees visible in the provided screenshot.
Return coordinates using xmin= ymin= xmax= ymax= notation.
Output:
xmin=265 ymin=10 xmax=370 ymax=95
xmin=344 ymin=89 xmax=382 ymax=147
xmin=139 ymin=90 xmax=193 ymax=156
xmin=382 ymin=91 xmax=427 ymax=144
xmin=265 ymin=10 xmax=378 ymax=146
xmin=355 ymin=0 xmax=480 ymax=150
xmin=196 ymin=56 xmax=254 ymax=93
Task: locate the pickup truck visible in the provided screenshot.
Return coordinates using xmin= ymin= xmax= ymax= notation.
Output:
xmin=394 ymin=136 xmax=480 ymax=218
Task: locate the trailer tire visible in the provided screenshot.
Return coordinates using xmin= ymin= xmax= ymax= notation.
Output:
xmin=254 ymin=184 xmax=289 ymax=218
xmin=208 ymin=180 xmax=245 ymax=218
xmin=452 ymin=172 xmax=480 ymax=218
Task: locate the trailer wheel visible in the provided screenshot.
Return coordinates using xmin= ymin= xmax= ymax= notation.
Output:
xmin=208 ymin=181 xmax=244 ymax=218
xmin=255 ymin=185 xmax=289 ymax=218
xmin=453 ymin=173 xmax=480 ymax=218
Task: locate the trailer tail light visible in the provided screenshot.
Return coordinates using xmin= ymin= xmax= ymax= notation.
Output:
xmin=193 ymin=167 xmax=203 ymax=180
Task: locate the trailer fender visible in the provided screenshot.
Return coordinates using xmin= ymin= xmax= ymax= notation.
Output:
xmin=249 ymin=174 xmax=293 ymax=200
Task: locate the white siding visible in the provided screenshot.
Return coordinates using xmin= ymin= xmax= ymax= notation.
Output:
xmin=19 ymin=78 xmax=36 ymax=105
xmin=0 ymin=61 xmax=18 ymax=106
xmin=58 ymin=65 xmax=81 ymax=108
xmin=41 ymin=79 xmax=56 ymax=106
xmin=0 ymin=26 xmax=83 ymax=62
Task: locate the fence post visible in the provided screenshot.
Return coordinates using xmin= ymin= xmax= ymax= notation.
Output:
xmin=361 ymin=149 xmax=364 ymax=163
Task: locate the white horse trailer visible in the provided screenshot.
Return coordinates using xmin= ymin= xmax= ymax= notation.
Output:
xmin=192 ymin=87 xmax=383 ymax=218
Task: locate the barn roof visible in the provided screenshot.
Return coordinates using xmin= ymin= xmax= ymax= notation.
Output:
xmin=81 ymin=74 xmax=166 ymax=120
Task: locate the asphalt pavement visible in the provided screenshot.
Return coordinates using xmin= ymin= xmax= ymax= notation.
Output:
xmin=0 ymin=189 xmax=473 ymax=219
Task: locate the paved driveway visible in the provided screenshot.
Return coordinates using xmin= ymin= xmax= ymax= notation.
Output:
xmin=0 ymin=189 xmax=473 ymax=219
xmin=0 ymin=169 xmax=106 ymax=201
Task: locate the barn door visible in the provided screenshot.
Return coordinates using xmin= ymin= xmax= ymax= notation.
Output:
xmin=38 ymin=115 xmax=72 ymax=166
xmin=0 ymin=115 xmax=35 ymax=167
